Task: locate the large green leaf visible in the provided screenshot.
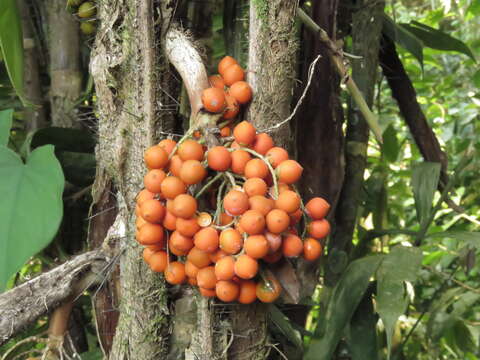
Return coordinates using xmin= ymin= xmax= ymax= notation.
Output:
xmin=31 ymin=127 xmax=96 ymax=153
xmin=426 ymin=231 xmax=480 ymax=249
xmin=382 ymin=123 xmax=400 ymax=163
xmin=57 ymin=151 xmax=96 ymax=186
xmin=0 ymin=108 xmax=13 ymax=146
xmin=401 ymin=21 xmax=476 ymax=62
xmin=305 ymin=255 xmax=384 ymax=360
xmin=376 ymin=246 xmax=422 ymax=358
xmin=411 ymin=162 xmax=441 ymax=227
xmin=0 ymin=145 xmax=64 ymax=290
xmin=268 ymin=304 xmax=303 ymax=350
xmin=0 ymin=0 xmax=25 ymax=104
xmin=383 ymin=14 xmax=423 ymax=67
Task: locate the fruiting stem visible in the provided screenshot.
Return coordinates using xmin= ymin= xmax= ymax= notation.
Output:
xmin=195 ymin=172 xmax=223 ymax=199
xmin=292 ymin=185 xmax=309 ymax=239
xmin=239 ymin=147 xmax=279 ymax=200
xmin=168 ymin=126 xmax=197 ymax=160
xmin=214 ymin=180 xmax=228 ymax=224
xmin=224 ymin=171 xmax=237 ymax=189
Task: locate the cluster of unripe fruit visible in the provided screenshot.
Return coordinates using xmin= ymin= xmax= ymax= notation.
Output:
xmin=135 ymin=118 xmax=330 ymax=303
xmin=66 ymin=0 xmax=97 ymax=35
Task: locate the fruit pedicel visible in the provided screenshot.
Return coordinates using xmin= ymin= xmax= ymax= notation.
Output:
xmin=135 ymin=56 xmax=330 ymax=303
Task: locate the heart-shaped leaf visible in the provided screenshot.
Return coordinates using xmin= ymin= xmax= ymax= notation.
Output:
xmin=0 ymin=145 xmax=64 ymax=290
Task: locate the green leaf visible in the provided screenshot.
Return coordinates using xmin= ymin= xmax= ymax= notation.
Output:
xmin=56 ymin=151 xmax=96 ymax=186
xmin=0 ymin=145 xmax=64 ymax=290
xmin=0 ymin=0 xmax=25 ymax=104
xmin=401 ymin=22 xmax=476 ymax=62
xmin=376 ymin=246 xmax=422 ymax=358
xmin=0 ymin=108 xmax=13 ymax=146
xmin=426 ymin=231 xmax=480 ymax=249
xmin=411 ymin=162 xmax=441 ymax=227
xmin=305 ymin=255 xmax=384 ymax=360
xmin=268 ymin=304 xmax=303 ymax=350
xmin=382 ymin=123 xmax=400 ymax=163
xmin=383 ymin=14 xmax=423 ymax=68
xmin=347 ymin=290 xmax=379 ymax=360
xmin=31 ymin=127 xmax=96 ymax=153
xmin=472 ymin=70 xmax=480 ymax=88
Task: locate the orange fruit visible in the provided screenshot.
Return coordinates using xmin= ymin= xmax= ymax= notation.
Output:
xmin=144 ymin=145 xmax=169 ymax=169
xmin=169 ymin=155 xmax=184 ymax=177
xmin=197 ymin=212 xmax=213 ymax=227
xmin=208 ymin=74 xmax=225 ymax=89
xmin=207 ymin=146 xmax=232 ymax=171
xmin=158 ymin=138 xmax=177 ymax=155
xmin=188 ymin=276 xmax=198 ymax=286
xmin=149 ymin=251 xmax=168 ymax=272
xmin=243 ymin=178 xmax=268 ymax=197
xmin=244 ymin=159 xmax=269 ymax=179
xmin=178 ymin=139 xmax=204 ymax=161
xmin=266 ymin=147 xmax=289 ymax=168
xmin=223 ymin=94 xmax=240 ymax=119
xmin=194 ymin=227 xmax=219 ymax=253
xmin=160 ymin=176 xmax=186 ymax=199
xmin=142 ymin=247 xmax=156 ymax=264
xmin=231 ymin=149 xmax=252 ymax=175
xmin=252 ymin=133 xmax=274 ymax=155
xmin=199 ymin=287 xmax=216 ymax=297
xmin=216 ymin=280 xmax=240 ymax=302
xmin=223 ymin=190 xmax=249 ymax=216
xmin=303 ymin=238 xmax=322 ymax=261
xmin=215 ymin=255 xmax=236 ymax=280
xmin=168 ymin=237 xmax=189 ymax=256
xmin=234 ymin=254 xmax=258 ymax=279
xmin=235 ymin=222 xmax=247 ymax=236
xmin=210 ymin=249 xmax=228 ymax=263
xmin=218 ymin=56 xmax=238 ymax=75
xmin=220 ymin=125 xmax=232 ymax=137
xmin=136 ymin=215 xmax=148 ymax=230
xmin=163 ymin=211 xmax=177 ymax=231
xmin=248 ymin=195 xmax=275 ymax=216
xmin=222 ymin=64 xmax=245 ymax=86
xmin=276 ymin=160 xmax=303 ymax=184
xmin=233 ymin=121 xmax=256 ymax=145
xmin=187 ymin=247 xmax=212 ymax=268
xmin=244 ymin=234 xmax=269 ymax=259
xmin=290 ymin=208 xmax=303 ymax=226
xmin=170 ymin=230 xmax=194 ymax=252
xmin=147 ymin=241 xmax=165 ymax=251
xmin=263 ymin=249 xmax=283 ymax=263
xmin=256 ymin=275 xmax=282 ymax=303
xmin=164 ymin=261 xmax=186 ymax=285
xmin=179 ymin=160 xmax=207 ymax=185
xmin=305 ymin=197 xmax=330 ymax=220
xmin=196 ymin=266 xmax=217 ymax=289
xmin=229 ymin=81 xmax=253 ymax=104
xmin=136 ymin=189 xmax=155 ymax=205
xmin=202 ymin=87 xmax=226 ymax=113
xmin=219 ymin=212 xmax=234 ymax=226
xmin=265 ymin=209 xmax=290 ymax=234
xmin=282 ymin=234 xmax=303 ymax=257
xmin=238 ymin=280 xmax=257 ymax=304
xmin=136 ymin=223 xmax=164 ymax=245
xmin=275 ymin=190 xmax=301 ymax=214
xmin=239 ymin=210 xmax=265 ymax=235
xmin=176 ymin=217 xmax=200 ymax=237
xmin=140 ymin=199 xmax=166 ymax=223
xmin=265 ymin=232 xmax=282 ymax=253
xmin=193 ymin=130 xmax=202 ymax=139
xmin=172 ymin=194 xmax=198 ymax=219
xmin=219 ymin=228 xmax=243 ymax=254
xmin=185 ymin=260 xmax=200 ymax=278
xmin=144 ymin=169 xmax=166 ymax=194
xmin=308 ymin=219 xmax=330 ymax=239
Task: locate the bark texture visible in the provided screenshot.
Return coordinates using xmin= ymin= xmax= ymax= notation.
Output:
xmin=90 ymin=0 xmax=176 ymax=358
xmin=331 ymin=0 xmax=385 ymax=277
xmin=0 ymin=250 xmax=106 ymax=346
xmin=379 ymin=34 xmax=448 ymax=185
xmin=47 ymin=0 xmax=82 ymax=128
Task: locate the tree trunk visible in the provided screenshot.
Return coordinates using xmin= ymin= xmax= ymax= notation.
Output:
xmin=90 ymin=0 xmax=176 ymax=358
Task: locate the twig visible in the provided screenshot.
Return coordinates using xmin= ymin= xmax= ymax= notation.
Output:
xmin=1 ymin=334 xmax=48 ymax=360
xmin=260 ymin=55 xmax=321 ymax=133
xmin=297 ymin=8 xmax=383 ymax=144
xmin=424 ymin=265 xmax=480 ymax=294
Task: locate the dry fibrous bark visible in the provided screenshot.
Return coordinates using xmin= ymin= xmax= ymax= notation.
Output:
xmin=90 ymin=0 xmax=177 ymax=358
xmin=379 ymin=34 xmax=449 ymax=186
xmin=0 ymin=250 xmax=106 ymax=346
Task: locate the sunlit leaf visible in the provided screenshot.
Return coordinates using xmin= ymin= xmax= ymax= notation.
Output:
xmin=383 ymin=15 xmax=423 ymax=68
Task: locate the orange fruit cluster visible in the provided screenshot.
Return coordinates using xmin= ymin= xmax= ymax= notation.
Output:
xmin=201 ymin=56 xmax=253 ymax=137
xmin=136 ymin=65 xmax=330 ymax=303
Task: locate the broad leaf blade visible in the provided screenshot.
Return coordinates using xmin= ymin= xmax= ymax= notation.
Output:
xmin=0 ymin=0 xmax=25 ymax=104
xmin=268 ymin=304 xmax=303 ymax=350
xmin=411 ymin=162 xmax=441 ymax=227
xmin=305 ymin=255 xmax=384 ymax=360
xmin=382 ymin=123 xmax=400 ymax=163
xmin=383 ymin=14 xmax=423 ymax=68
xmin=376 ymin=246 xmax=422 ymax=357
xmin=401 ymin=22 xmax=476 ymax=62
xmin=0 ymin=108 xmax=13 ymax=146
xmin=0 ymin=145 xmax=64 ymax=290
xmin=427 ymin=231 xmax=480 ymax=249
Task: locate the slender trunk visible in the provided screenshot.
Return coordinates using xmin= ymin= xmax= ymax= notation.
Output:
xmin=47 ymin=0 xmax=82 ymax=128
